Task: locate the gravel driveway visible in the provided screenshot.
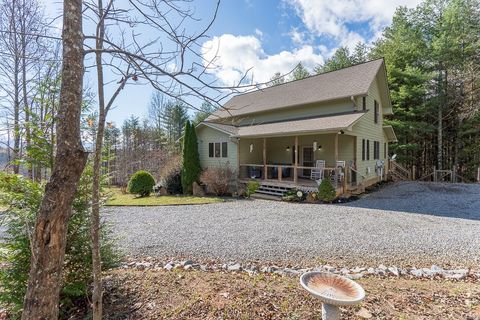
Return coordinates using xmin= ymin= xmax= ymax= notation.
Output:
xmin=105 ymin=182 xmax=480 ymax=266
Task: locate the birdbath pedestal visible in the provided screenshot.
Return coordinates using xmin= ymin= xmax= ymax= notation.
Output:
xmin=300 ymin=271 xmax=365 ymax=320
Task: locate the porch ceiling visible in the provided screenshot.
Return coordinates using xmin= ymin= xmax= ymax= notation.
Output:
xmin=234 ymin=112 xmax=366 ymax=138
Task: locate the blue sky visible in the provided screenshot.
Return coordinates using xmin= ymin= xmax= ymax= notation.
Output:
xmin=42 ymin=0 xmax=422 ymax=126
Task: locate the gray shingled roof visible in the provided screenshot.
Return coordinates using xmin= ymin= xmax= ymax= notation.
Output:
xmin=199 ymin=111 xmax=366 ymax=138
xmin=207 ymin=59 xmax=385 ymax=121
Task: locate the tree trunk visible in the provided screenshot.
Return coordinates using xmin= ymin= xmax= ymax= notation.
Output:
xmin=21 ymin=0 xmax=87 ymax=318
xmin=91 ymin=1 xmax=106 ymax=317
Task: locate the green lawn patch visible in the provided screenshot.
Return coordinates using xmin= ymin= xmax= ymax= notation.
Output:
xmin=105 ymin=188 xmax=224 ymax=206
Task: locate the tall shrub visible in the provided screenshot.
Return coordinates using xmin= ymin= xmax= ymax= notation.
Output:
xmin=181 ymin=121 xmax=201 ymax=194
xmin=127 ymin=170 xmax=155 ymax=197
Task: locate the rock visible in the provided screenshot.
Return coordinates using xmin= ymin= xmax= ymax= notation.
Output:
xmin=200 ymin=265 xmax=208 ymax=272
xmin=431 ymin=265 xmax=443 ymax=272
xmin=388 ymin=266 xmax=399 ymax=277
xmin=347 ymin=273 xmax=364 ymax=280
xmin=228 ymin=263 xmax=242 ymax=272
xmin=323 ymin=265 xmax=336 ymax=272
xmin=339 ymin=267 xmax=349 ymax=275
xmin=378 ymin=264 xmax=387 ymax=271
xmin=366 ymin=267 xmax=376 ymax=275
xmin=445 ymin=273 xmax=466 ymax=280
xmin=356 ymin=307 xmax=373 ymax=319
xmin=260 ymin=266 xmax=269 ymax=273
xmin=351 ymin=267 xmax=366 ymax=273
xmin=181 ymin=260 xmax=194 ymax=267
xmin=283 ymin=268 xmax=301 ymax=276
xmin=192 ymin=182 xmax=206 ymax=196
xmin=410 ymin=269 xmax=424 ymax=277
xmin=164 ymin=262 xmax=174 ymax=271
xmin=159 ymin=186 xmax=168 ymax=196
xmin=305 ymin=192 xmax=318 ymax=203
xmin=184 ymin=264 xmax=193 ymax=270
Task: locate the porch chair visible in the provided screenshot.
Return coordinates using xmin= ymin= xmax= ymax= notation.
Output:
xmin=310 ymin=160 xmax=326 ymax=181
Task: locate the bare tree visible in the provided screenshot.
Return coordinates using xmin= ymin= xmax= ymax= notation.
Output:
xmin=21 ymin=0 xmax=88 ymax=317
xmin=0 ymin=0 xmax=49 ymax=176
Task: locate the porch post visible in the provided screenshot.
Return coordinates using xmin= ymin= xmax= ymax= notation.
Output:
xmin=335 ymin=133 xmax=339 ymax=164
xmin=263 ymin=138 xmax=267 ymax=180
xmin=294 ymin=136 xmax=298 ymax=184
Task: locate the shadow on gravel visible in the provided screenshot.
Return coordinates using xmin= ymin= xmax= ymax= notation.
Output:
xmin=340 ymin=181 xmax=480 ymax=221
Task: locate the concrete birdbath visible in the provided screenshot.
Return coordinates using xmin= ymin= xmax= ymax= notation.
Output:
xmin=300 ymin=271 xmax=365 ymax=320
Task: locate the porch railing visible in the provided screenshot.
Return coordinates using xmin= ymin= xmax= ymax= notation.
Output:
xmin=239 ymin=164 xmax=348 ymax=191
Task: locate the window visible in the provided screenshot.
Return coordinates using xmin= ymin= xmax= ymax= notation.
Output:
xmin=384 ymin=142 xmax=387 ymax=158
xmin=374 ymin=100 xmax=379 ymax=123
xmin=374 ymin=141 xmax=380 ymax=160
xmin=209 ymin=142 xmax=228 ymax=158
xmin=366 ymin=140 xmax=370 ymax=161
xmin=208 ymin=143 xmax=214 ymax=157
xmin=362 ymin=96 xmax=366 ymax=111
xmin=222 ymin=142 xmax=228 ymax=157
xmin=214 ymin=142 xmax=221 ymax=157
xmin=362 ymin=139 xmax=365 ymax=161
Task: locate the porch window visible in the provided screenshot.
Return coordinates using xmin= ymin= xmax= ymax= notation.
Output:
xmin=222 ymin=142 xmax=228 ymax=157
xmin=208 ymin=142 xmax=227 ymax=158
xmin=367 ymin=140 xmax=370 ymax=161
xmin=374 ymin=100 xmax=379 ymax=123
xmin=362 ymin=139 xmax=365 ymax=161
xmin=208 ymin=143 xmax=214 ymax=157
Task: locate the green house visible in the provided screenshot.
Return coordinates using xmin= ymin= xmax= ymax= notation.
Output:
xmin=196 ymin=59 xmax=397 ymax=196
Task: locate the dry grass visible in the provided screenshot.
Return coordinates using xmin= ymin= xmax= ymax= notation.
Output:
xmin=93 ymin=269 xmax=480 ymax=320
xmin=104 ymin=188 xmax=224 ymax=206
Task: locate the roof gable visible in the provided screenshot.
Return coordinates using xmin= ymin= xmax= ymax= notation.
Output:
xmin=207 ymin=59 xmax=387 ymax=121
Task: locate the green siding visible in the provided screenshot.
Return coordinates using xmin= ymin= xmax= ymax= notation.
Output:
xmin=351 ymin=77 xmax=388 ymax=182
xmin=231 ymin=99 xmax=355 ymax=126
xmin=196 ymin=126 xmax=238 ymax=172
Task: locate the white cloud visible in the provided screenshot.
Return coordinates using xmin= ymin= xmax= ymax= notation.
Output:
xmin=254 ymin=28 xmax=264 ymax=38
xmin=286 ymin=0 xmax=423 ymax=42
xmin=202 ymin=34 xmax=324 ymax=86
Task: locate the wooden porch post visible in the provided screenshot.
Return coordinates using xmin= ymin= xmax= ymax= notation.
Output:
xmin=335 ymin=133 xmax=339 ymax=164
xmin=294 ymin=136 xmax=298 ymax=184
xmin=263 ymin=138 xmax=266 ymax=180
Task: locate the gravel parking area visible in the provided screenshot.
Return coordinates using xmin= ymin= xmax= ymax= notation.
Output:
xmin=105 ymin=182 xmax=480 ymax=266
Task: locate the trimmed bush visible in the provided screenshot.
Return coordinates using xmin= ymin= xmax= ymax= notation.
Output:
xmin=181 ymin=121 xmax=202 ymax=194
xmin=318 ymin=179 xmax=336 ymax=202
xmin=127 ymin=170 xmax=155 ymax=197
xmin=245 ymin=180 xmax=260 ymax=198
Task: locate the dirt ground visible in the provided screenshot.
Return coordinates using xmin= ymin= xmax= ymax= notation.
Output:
xmin=70 ymin=269 xmax=480 ymax=320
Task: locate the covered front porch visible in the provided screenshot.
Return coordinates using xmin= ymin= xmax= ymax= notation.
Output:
xmin=237 ymin=133 xmax=357 ymax=194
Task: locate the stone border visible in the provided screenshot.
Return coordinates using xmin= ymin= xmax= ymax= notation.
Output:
xmin=121 ymin=258 xmax=479 ymax=281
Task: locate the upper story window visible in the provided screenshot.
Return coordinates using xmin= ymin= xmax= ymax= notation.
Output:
xmin=209 ymin=142 xmax=228 ymax=158
xmin=374 ymin=100 xmax=379 ymax=123
xmin=362 ymin=96 xmax=366 ymax=111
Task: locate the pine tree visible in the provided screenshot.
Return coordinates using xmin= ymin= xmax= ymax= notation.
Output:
xmin=181 ymin=121 xmax=201 ymax=194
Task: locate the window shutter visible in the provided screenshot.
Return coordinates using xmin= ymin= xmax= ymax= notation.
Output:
xmin=362 ymin=96 xmax=366 ymax=111
xmin=362 ymin=139 xmax=365 ymax=161
xmin=367 ymin=140 xmax=370 ymax=161
xmin=374 ymin=100 xmax=379 ymax=123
